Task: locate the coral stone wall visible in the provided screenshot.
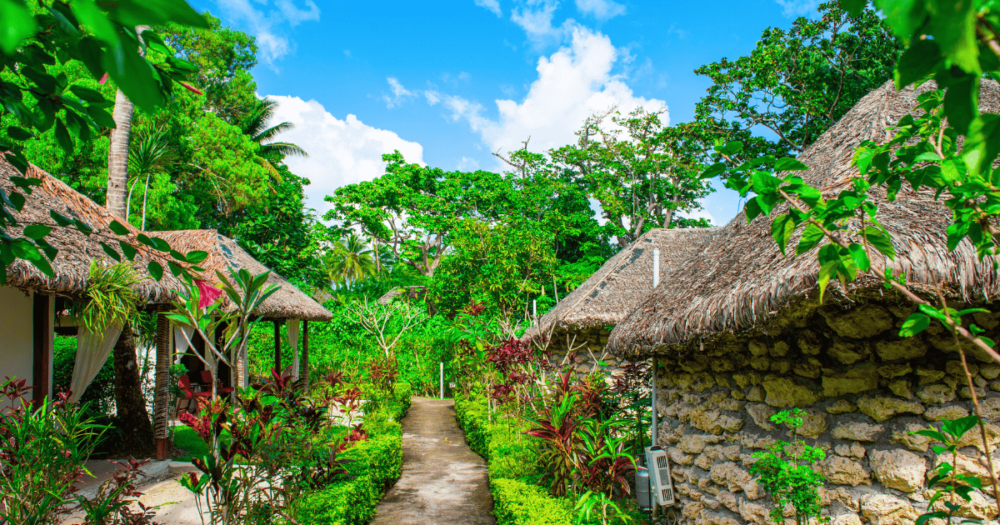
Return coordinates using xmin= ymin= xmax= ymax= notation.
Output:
xmin=652 ymin=299 xmax=1000 ymax=525
xmin=546 ymin=327 xmax=627 ymax=377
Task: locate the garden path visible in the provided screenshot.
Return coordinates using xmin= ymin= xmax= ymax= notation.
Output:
xmin=371 ymin=397 xmax=496 ymax=525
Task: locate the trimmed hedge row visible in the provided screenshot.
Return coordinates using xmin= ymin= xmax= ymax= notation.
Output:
xmin=454 ymin=394 xmax=574 ymax=525
xmin=293 ymin=382 xmax=412 ymax=525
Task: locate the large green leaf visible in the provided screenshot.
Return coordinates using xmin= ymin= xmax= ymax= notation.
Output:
xmin=103 ymin=0 xmax=209 ymax=29
xmin=0 ymin=0 xmax=37 ymax=54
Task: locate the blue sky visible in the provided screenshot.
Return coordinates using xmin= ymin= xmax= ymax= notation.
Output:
xmin=188 ymin=0 xmax=822 ymax=226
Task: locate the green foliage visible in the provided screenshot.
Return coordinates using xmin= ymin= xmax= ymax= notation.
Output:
xmin=694 ymin=1 xmax=901 ymax=160
xmin=292 ymin=385 xmax=410 ymax=525
xmin=550 ymin=107 xmax=714 ymax=248
xmin=749 ymin=409 xmax=827 ymax=524
xmin=913 ymin=416 xmax=986 ymax=524
xmin=492 ymin=479 xmax=576 ymax=525
xmin=73 ymin=261 xmax=143 ymax=334
xmin=53 ymin=336 xmax=115 ymax=412
xmin=0 ymin=0 xmax=207 ymax=282
xmin=455 ymin=393 xmax=570 ymax=525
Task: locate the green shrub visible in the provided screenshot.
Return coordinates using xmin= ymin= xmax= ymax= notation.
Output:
xmin=492 ymin=479 xmax=575 ymax=525
xmin=292 ymin=382 xmax=410 ymax=524
xmin=455 ymin=393 xmax=570 ymax=525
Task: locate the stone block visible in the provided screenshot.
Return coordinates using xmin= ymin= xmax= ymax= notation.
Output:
xmin=823 ymin=364 xmax=878 ymax=397
xmin=860 ymin=494 xmax=919 ymax=525
xmin=746 ymin=386 xmax=765 ymax=402
xmin=875 ymin=338 xmax=928 ymax=361
xmin=763 ymin=377 xmax=822 ymax=408
xmin=829 ymin=339 xmax=868 ymax=365
xmin=917 ymin=367 xmax=947 ymax=385
xmin=826 ymin=399 xmax=857 ymax=414
xmin=916 ymin=384 xmax=956 ymax=404
xmin=821 ymin=305 xmax=895 ymax=338
xmin=820 ymin=456 xmax=871 ymax=486
xmin=856 ymin=395 xmax=925 ymax=422
xmin=877 ymin=363 xmax=912 ymax=378
xmin=924 ymin=405 xmax=970 ymax=421
xmin=869 ymin=449 xmax=926 ymax=493
xmin=832 ymin=421 xmax=884 ymax=441
xmin=746 ymin=403 xmax=776 ymax=431
xmin=891 ymin=423 xmax=931 ymax=452
xmin=888 ymin=380 xmax=912 ymax=399
xmin=770 ymin=341 xmax=790 ymax=358
xmin=709 ymin=461 xmax=752 ymax=492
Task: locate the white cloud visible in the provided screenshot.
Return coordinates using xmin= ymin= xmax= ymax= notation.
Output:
xmin=511 ymin=0 xmax=574 ymax=46
xmin=265 ymin=95 xmax=425 ymax=218
xmin=457 ymin=157 xmax=481 ymax=170
xmin=275 ymin=0 xmax=320 ymax=26
xmin=213 ymin=0 xmax=321 ymax=68
xmin=774 ymin=0 xmax=820 ymax=17
xmin=575 ymin=0 xmax=625 ymax=19
xmin=424 ymin=90 xmax=442 ymax=105
xmin=444 ymin=27 xmax=667 ymax=160
xmin=475 ymin=0 xmax=502 ymax=16
xmin=383 ymin=77 xmax=415 ymax=108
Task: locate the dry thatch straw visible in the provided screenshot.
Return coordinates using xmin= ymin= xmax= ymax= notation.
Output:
xmin=1 ymin=159 xmax=182 ymax=303
xmin=607 ymin=79 xmax=1000 ymax=357
xmin=155 ymin=229 xmax=333 ymax=321
xmin=524 ymin=227 xmax=720 ymax=341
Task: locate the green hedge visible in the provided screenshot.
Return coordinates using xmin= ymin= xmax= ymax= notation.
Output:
xmin=293 ymin=381 xmax=411 ymax=525
xmin=492 ymin=479 xmax=575 ymax=525
xmin=454 ymin=394 xmax=573 ymax=525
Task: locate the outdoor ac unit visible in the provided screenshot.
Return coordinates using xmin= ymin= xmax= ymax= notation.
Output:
xmin=645 ymin=446 xmax=675 ymax=506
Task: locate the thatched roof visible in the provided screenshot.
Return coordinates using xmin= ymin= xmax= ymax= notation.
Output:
xmin=378 ymin=286 xmax=426 ymax=305
xmin=154 ymin=230 xmax=333 ymax=321
xmin=525 ymin=227 xmax=719 ymax=340
xmin=1 ymin=160 xmax=181 ymax=303
xmin=607 ymin=80 xmax=1000 ymax=357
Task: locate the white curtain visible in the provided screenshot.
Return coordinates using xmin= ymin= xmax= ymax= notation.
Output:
xmin=69 ymin=324 xmax=123 ymax=403
xmin=174 ymin=325 xmax=194 ymax=364
xmin=288 ymin=319 xmax=300 ymax=378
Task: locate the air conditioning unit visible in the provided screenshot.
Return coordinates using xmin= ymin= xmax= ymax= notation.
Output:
xmin=645 ymin=446 xmax=675 ymax=506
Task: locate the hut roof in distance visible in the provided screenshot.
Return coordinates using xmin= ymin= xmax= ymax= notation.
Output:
xmin=607 ymin=80 xmax=1000 ymax=357
xmin=526 ymin=227 xmax=719 ymax=340
xmin=1 ymin=159 xmax=181 ymax=303
xmin=155 ymin=230 xmax=333 ymax=322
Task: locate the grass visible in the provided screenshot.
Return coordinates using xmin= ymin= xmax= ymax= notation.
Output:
xmin=172 ymin=426 xmax=209 ymax=462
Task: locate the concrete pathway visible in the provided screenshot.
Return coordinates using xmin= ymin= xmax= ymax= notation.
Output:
xmin=371 ymin=398 xmax=495 ymax=525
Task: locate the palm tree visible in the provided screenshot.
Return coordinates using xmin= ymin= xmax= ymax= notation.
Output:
xmin=126 ymin=125 xmax=175 ymax=230
xmin=325 ymin=233 xmax=376 ymax=287
xmin=239 ymin=98 xmax=308 ymax=179
xmin=105 ymin=25 xmax=155 ymax=458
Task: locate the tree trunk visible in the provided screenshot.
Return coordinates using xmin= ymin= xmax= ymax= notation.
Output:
xmin=113 ymin=323 xmax=155 ymax=457
xmin=106 ymin=88 xmax=134 ymax=218
xmin=107 ymin=26 xmax=153 ymax=457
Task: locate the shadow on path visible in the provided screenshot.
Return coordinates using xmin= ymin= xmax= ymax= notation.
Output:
xmin=371 ymin=398 xmax=496 ymax=525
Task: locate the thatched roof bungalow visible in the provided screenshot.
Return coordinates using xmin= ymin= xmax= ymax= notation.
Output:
xmin=605 ymin=80 xmax=1000 ymax=524
xmin=0 ymin=159 xmax=179 ymax=406
xmin=153 ymin=230 xmax=331 ymax=395
xmin=525 ymin=227 xmax=718 ymax=373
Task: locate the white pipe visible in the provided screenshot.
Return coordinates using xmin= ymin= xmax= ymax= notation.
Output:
xmin=651 ymin=359 xmax=657 ymax=446
xmin=653 ymin=248 xmax=660 ymax=288
xmin=440 ymin=362 xmax=444 ymax=399
xmin=532 ymin=299 xmax=537 ymax=319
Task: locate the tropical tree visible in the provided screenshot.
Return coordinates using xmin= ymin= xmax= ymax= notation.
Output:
xmin=550 ymin=107 xmax=714 ymax=249
xmin=325 ymin=233 xmax=377 ymax=286
xmin=239 ymin=98 xmax=308 ymax=179
xmin=126 ymin=124 xmax=176 ymax=230
xmin=693 ymin=1 xmax=901 ymax=160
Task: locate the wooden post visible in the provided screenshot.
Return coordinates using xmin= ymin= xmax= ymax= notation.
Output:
xmin=274 ymin=320 xmax=281 ymax=373
xmin=32 ymin=293 xmax=51 ymax=403
xmin=302 ymin=321 xmax=310 ymax=392
xmin=154 ymin=311 xmax=170 ymax=460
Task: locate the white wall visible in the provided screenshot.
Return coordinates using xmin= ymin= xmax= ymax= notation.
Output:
xmin=0 ymin=287 xmax=35 ymax=397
